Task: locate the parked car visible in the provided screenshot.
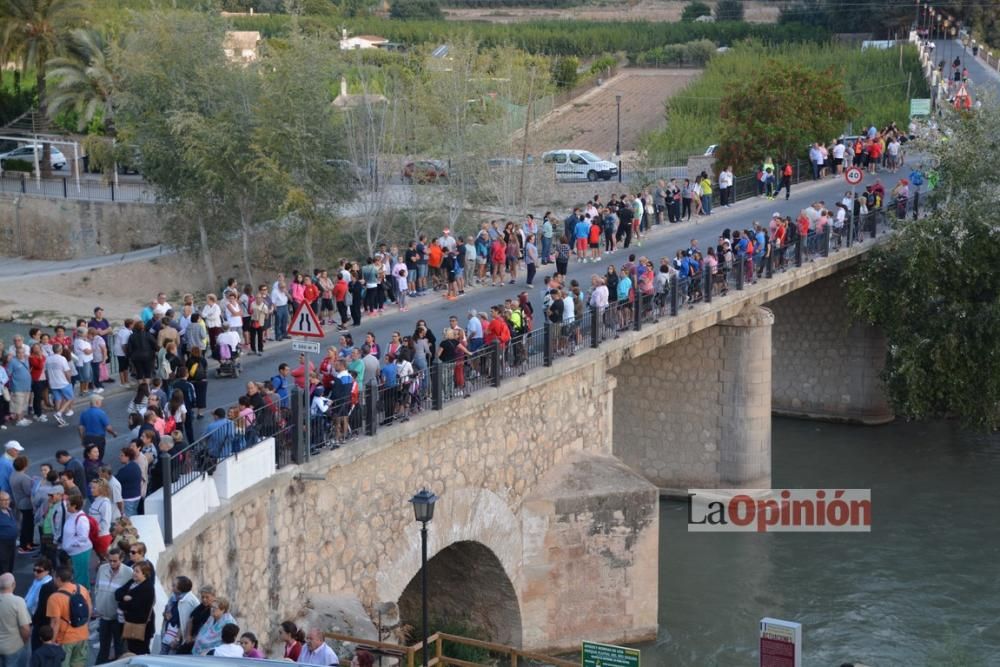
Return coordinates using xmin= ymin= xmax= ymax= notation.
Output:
xmin=541 ymin=149 xmax=618 ymax=182
xmin=0 ymin=144 xmax=67 ymax=170
xmin=403 ymin=159 xmax=448 ymax=184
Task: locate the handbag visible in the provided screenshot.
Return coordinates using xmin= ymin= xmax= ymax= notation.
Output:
xmin=122 ymin=620 xmax=147 ymax=641
xmin=98 ymin=362 xmax=110 ymax=383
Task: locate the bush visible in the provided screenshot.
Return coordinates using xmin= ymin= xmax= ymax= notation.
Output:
xmin=588 ymin=54 xmax=618 ymax=76
xmin=390 ymin=0 xmax=443 ymax=20
xmin=0 ymin=158 xmax=33 ymax=172
xmin=551 ymin=56 xmax=579 ymax=88
xmin=630 ymin=39 xmax=716 ymax=67
xmin=715 ymin=0 xmax=744 ymax=22
xmin=681 ymin=1 xmax=711 ymax=22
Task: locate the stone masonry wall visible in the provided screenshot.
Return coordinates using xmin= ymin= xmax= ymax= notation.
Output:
xmin=610 ymin=305 xmax=773 ymax=490
xmin=769 ymin=273 xmax=892 ymax=424
xmin=0 ymin=194 xmax=165 ymax=259
xmin=160 ymin=359 xmax=658 ymax=653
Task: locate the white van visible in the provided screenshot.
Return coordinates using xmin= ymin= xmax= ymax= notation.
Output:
xmin=541 ymin=149 xmax=619 ymax=182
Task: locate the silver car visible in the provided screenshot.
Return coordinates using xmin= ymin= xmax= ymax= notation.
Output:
xmin=0 ymin=143 xmax=67 ymax=170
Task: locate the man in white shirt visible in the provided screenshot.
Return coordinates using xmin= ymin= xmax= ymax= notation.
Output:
xmin=94 ymin=549 xmax=132 ymax=663
xmin=270 ymin=282 xmax=290 ymax=341
xmin=44 ymin=345 xmax=74 ymax=426
xmin=297 ymin=628 xmax=340 ymax=665
xmin=0 ymin=572 xmax=30 ymax=667
xmin=832 ymin=141 xmax=846 ymax=175
xmin=153 ymin=293 xmax=172 ymax=318
xmin=99 ymin=466 xmax=123 ymax=520
xmin=718 ymin=167 xmax=733 ymax=207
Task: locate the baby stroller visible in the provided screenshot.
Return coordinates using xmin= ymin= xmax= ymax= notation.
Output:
xmin=216 ymin=336 xmax=242 ymax=378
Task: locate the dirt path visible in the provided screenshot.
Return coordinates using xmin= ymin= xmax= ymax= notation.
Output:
xmin=526 ymin=69 xmax=700 ymax=156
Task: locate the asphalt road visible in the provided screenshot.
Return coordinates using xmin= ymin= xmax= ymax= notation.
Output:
xmin=4 ymin=165 xmax=909 ymax=468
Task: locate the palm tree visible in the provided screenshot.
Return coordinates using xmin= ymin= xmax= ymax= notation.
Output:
xmin=47 ymin=28 xmax=117 ymax=133
xmin=0 ymin=0 xmax=80 ymax=174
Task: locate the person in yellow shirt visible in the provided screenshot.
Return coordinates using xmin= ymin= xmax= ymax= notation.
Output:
xmin=699 ymin=172 xmax=713 ymax=216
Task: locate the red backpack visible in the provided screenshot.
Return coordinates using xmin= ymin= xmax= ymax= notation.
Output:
xmin=80 ymin=512 xmax=99 ymax=546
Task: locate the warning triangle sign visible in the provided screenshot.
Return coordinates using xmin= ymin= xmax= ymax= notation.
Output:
xmin=288 ymin=301 xmax=325 ymax=338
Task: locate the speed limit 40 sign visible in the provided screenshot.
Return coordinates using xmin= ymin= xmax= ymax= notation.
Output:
xmin=844 ymin=167 xmax=864 ymax=185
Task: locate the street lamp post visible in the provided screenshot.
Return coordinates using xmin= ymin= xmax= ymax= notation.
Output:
xmin=615 ymin=93 xmax=622 ymax=183
xmin=410 ymin=489 xmax=438 ymax=667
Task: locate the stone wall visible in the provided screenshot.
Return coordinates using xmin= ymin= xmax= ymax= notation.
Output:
xmin=610 ymin=305 xmax=773 ymax=491
xmin=769 ymin=273 xmax=892 ymax=424
xmin=0 ymin=194 xmax=165 ymax=259
xmin=159 ymin=360 xmax=659 ymax=655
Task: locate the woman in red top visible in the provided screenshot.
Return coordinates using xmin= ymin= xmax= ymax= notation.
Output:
xmin=28 ymin=343 xmax=47 ymax=421
xmin=279 ymin=621 xmax=305 ymax=661
xmin=301 ymin=276 xmax=320 ymax=306
xmin=319 ymin=347 xmax=337 ymax=393
xmin=333 ymin=276 xmax=349 ymax=331
xmin=490 ymin=239 xmax=506 ymax=286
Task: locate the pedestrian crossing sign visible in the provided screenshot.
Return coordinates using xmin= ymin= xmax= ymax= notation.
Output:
xmin=288 ymin=301 xmax=325 ymax=338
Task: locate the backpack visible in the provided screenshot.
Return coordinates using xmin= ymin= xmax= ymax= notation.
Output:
xmin=85 ymin=512 xmax=100 ymax=547
xmin=58 ymin=585 xmax=90 ymax=628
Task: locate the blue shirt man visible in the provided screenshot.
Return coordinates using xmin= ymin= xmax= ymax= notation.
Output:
xmin=573 ymin=219 xmax=590 ymax=244
xmin=203 ymin=409 xmax=235 ymax=459
xmin=380 ymin=360 xmax=398 ymax=389
xmin=271 ymin=364 xmax=291 ymax=409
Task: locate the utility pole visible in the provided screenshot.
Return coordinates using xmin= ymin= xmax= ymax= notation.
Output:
xmin=517 ymin=65 xmax=537 ymax=211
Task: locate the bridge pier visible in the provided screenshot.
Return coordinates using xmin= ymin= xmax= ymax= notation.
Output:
xmin=611 ymin=304 xmax=773 ymax=491
xmin=769 ymin=274 xmax=892 ymax=424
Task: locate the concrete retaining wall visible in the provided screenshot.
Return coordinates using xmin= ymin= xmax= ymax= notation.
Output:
xmin=0 ymin=194 xmax=166 ymax=259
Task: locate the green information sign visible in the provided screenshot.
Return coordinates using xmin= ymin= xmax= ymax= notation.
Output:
xmin=910 ymin=98 xmax=932 ymax=116
xmin=581 ymin=641 xmax=640 ymax=667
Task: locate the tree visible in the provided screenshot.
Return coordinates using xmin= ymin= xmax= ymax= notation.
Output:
xmin=114 ymin=13 xmax=238 ymax=287
xmin=256 ymin=34 xmax=348 ymax=269
xmin=46 ymin=29 xmax=117 ymax=133
xmin=681 ymin=1 xmax=711 ymax=22
xmin=714 ymin=60 xmax=852 ymax=172
xmin=848 ymin=107 xmax=1000 ymax=431
xmin=390 ymin=0 xmax=442 ymax=20
xmin=0 ymin=0 xmax=79 ymax=174
xmin=714 ymin=0 xmax=744 ymax=22
xmin=551 ymin=56 xmax=578 ymax=89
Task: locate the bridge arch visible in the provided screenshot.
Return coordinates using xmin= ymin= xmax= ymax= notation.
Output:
xmin=397 ymin=539 xmax=523 ymax=645
xmin=376 ymin=487 xmax=524 ymax=643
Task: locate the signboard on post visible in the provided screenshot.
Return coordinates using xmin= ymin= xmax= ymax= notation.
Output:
xmin=581 ymin=641 xmax=640 ymax=667
xmin=759 ymin=618 xmax=802 ymax=667
xmin=292 ymin=340 xmax=321 ymax=354
xmin=844 ymin=167 xmax=864 ymax=185
xmin=909 ymin=98 xmax=932 ymax=116
xmin=288 ymin=301 xmax=325 ymax=338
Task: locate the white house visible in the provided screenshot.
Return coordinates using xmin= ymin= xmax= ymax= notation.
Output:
xmin=339 ymin=29 xmax=389 ymax=50
xmin=223 ymin=31 xmax=261 ymax=63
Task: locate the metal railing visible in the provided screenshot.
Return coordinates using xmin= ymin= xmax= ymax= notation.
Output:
xmin=159 ymin=206 xmax=895 ymax=544
xmin=0 ymin=172 xmax=156 ymax=203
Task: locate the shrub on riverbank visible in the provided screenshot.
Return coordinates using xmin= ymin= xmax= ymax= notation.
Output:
xmin=644 ymin=40 xmax=931 ymax=162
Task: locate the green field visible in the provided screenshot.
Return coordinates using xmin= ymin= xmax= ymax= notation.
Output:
xmin=644 ymin=40 xmax=930 ymax=160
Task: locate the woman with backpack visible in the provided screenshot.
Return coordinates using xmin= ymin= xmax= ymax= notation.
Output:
xmin=61 ymin=495 xmax=93 ymax=587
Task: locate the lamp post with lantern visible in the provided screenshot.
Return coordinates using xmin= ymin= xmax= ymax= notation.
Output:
xmin=410 ymin=489 xmax=438 ymax=667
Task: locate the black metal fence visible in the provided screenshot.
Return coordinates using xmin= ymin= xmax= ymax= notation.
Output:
xmin=0 ymin=172 xmax=155 ymax=203
xmin=160 ymin=206 xmax=895 ymax=544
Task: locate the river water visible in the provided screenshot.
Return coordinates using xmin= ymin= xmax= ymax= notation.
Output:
xmin=648 ymin=417 xmax=999 ymax=666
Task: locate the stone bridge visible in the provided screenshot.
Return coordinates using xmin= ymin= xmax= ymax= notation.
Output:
xmin=158 ymin=240 xmax=890 ymax=656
